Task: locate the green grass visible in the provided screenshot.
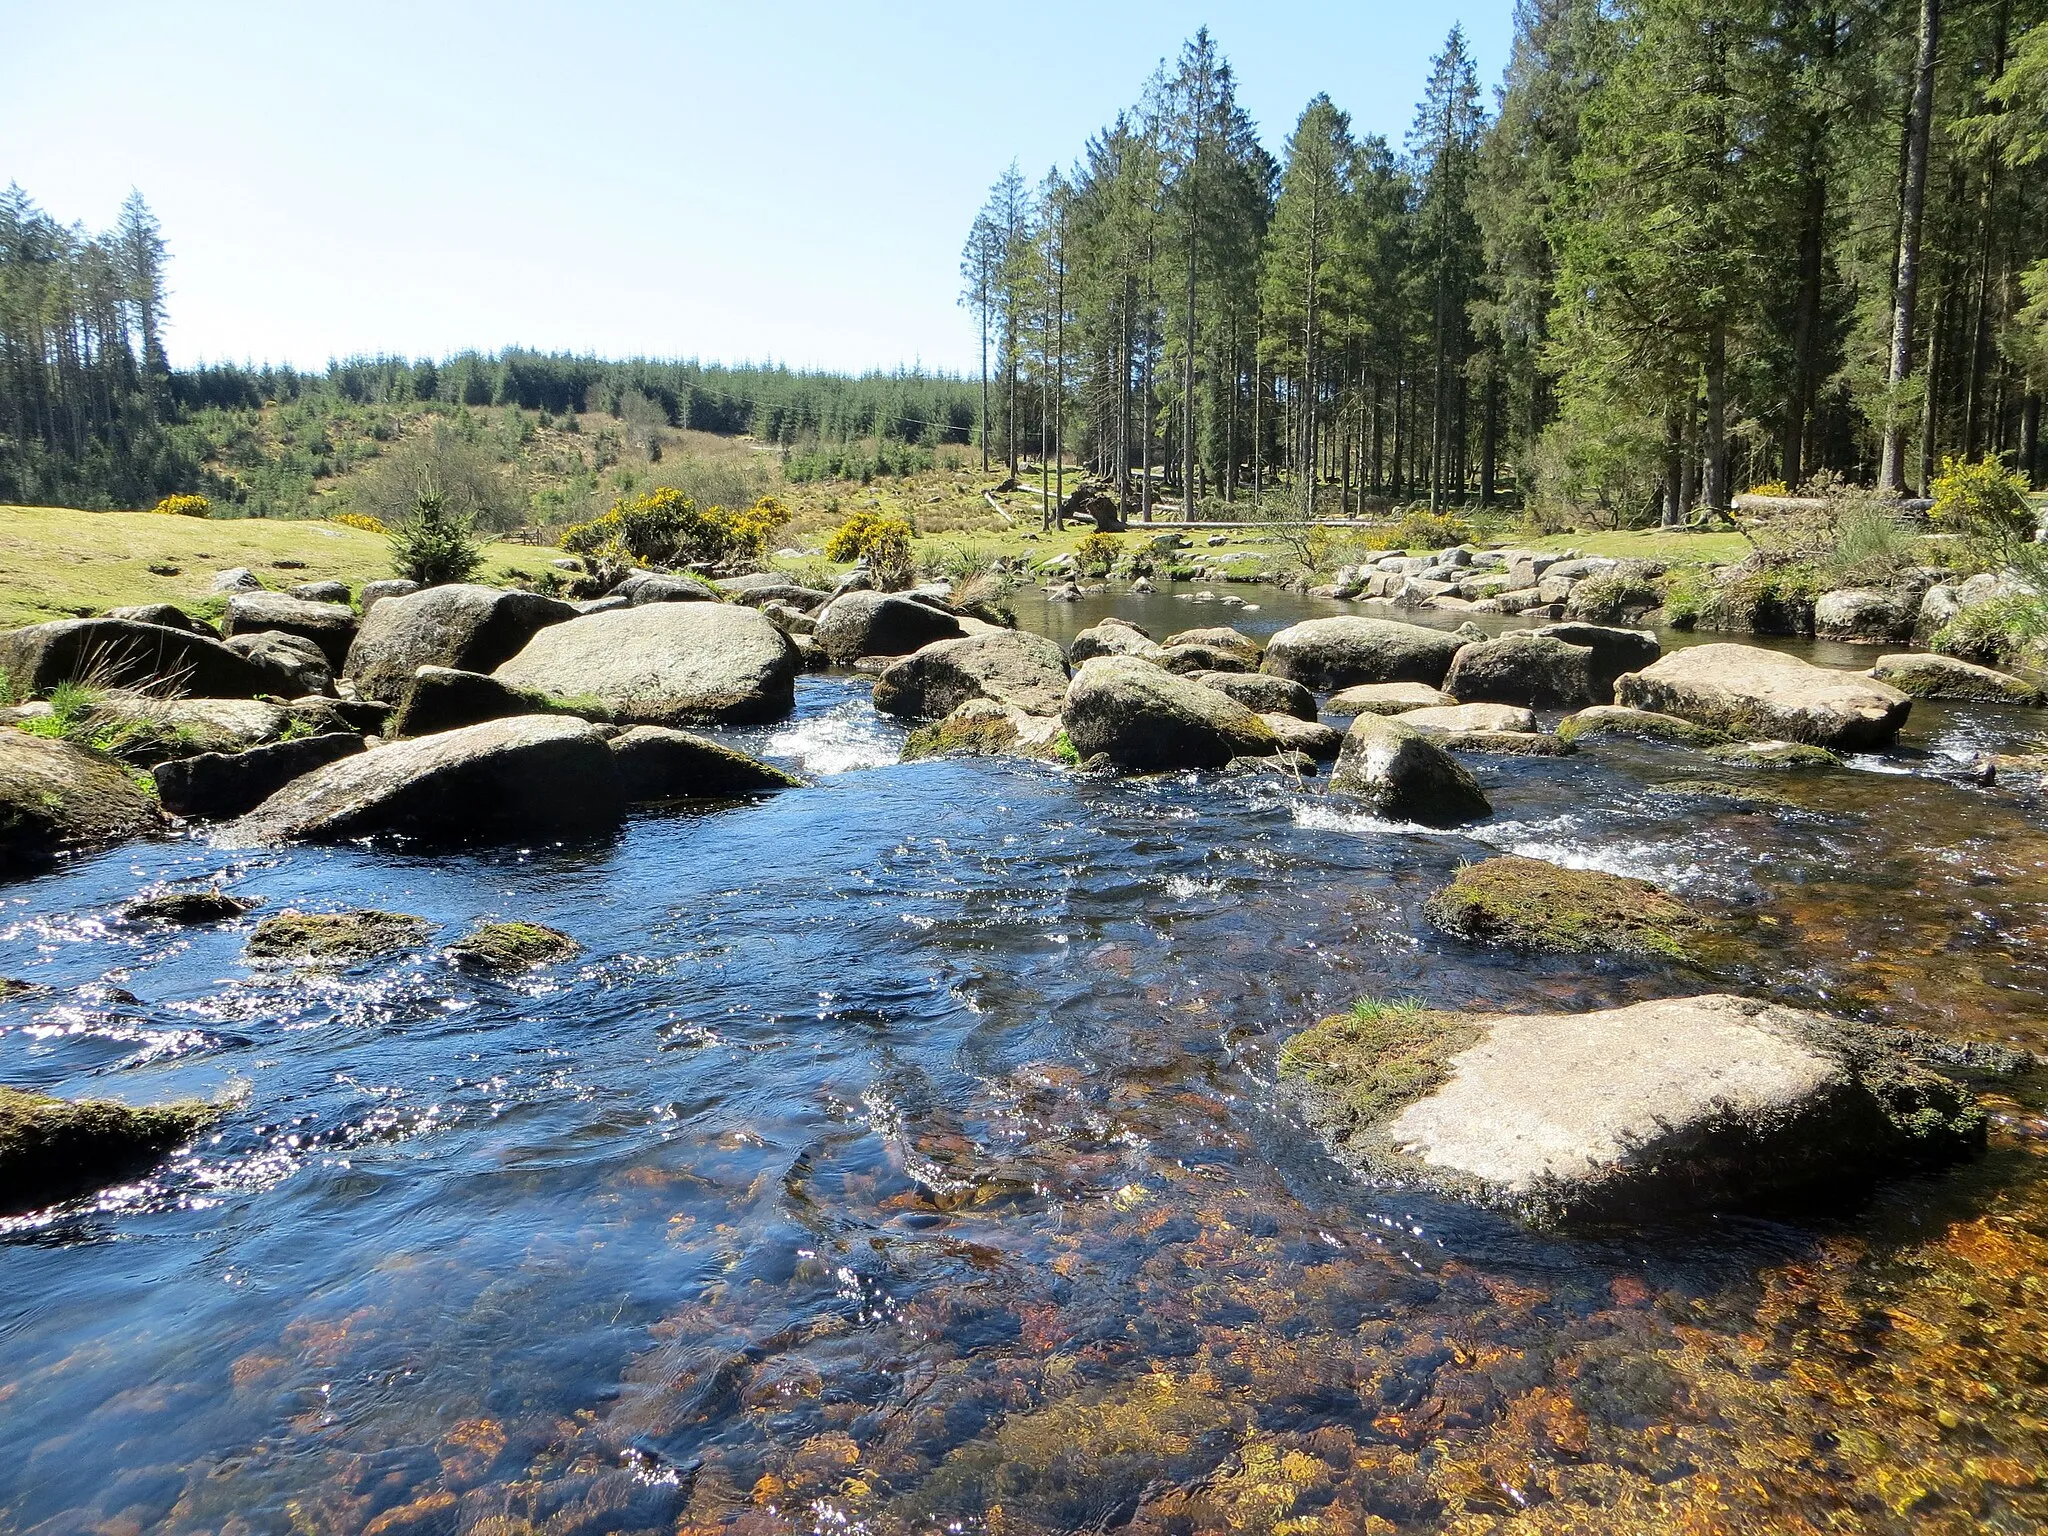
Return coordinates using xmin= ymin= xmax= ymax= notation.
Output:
xmin=1277 ymin=997 xmax=1483 ymax=1132
xmin=1528 ymin=528 xmax=1750 ymax=563
xmin=0 ymin=504 xmax=565 ymax=629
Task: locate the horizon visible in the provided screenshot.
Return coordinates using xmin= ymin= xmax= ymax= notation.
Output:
xmin=4 ymin=0 xmax=1510 ymax=377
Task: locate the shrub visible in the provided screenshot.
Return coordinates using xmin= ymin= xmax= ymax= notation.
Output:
xmin=1074 ymin=532 xmax=1123 ymax=575
xmin=388 ymin=493 xmax=482 ymax=586
xmin=1929 ymin=455 xmax=2034 ymax=540
xmin=1363 ymin=510 xmax=1474 ymax=553
xmin=825 ymin=511 xmax=915 ymax=588
xmin=151 ymin=493 xmax=211 ymax=518
xmin=561 ymin=488 xmax=777 ymax=577
xmin=349 ymin=423 xmax=527 ymax=533
xmin=1821 ymin=501 xmax=1921 ymax=588
xmin=333 ymin=511 xmax=390 ymax=536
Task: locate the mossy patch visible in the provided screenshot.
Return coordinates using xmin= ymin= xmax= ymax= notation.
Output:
xmin=246 ymin=909 xmax=433 ymax=965
xmin=901 ymin=712 xmax=1025 ymax=762
xmin=0 ymin=1086 xmax=219 ymax=1213
xmin=447 ymin=921 xmax=581 ymax=971
xmin=1557 ymin=706 xmax=1727 ymax=748
xmin=1705 ymin=739 xmax=1843 ymax=771
xmin=1424 ymin=855 xmax=1701 ymax=960
xmin=1278 ymin=998 xmax=1485 ymax=1139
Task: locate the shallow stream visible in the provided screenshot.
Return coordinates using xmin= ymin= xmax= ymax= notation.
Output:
xmin=4 ymin=587 xmax=2048 ymax=1534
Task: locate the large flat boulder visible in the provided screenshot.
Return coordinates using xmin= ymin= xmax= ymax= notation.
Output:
xmin=0 ymin=618 xmax=272 ymax=698
xmin=494 ymin=603 xmax=798 ymax=725
xmin=222 ymin=592 xmax=358 ymax=670
xmin=812 ymin=592 xmax=965 ymax=664
xmin=343 ymin=585 xmax=578 ymax=702
xmin=1868 ymin=652 xmax=2046 ymax=706
xmin=1443 ymin=632 xmax=1596 ymax=709
xmin=72 ymin=695 xmax=300 ymax=765
xmin=1327 ymin=715 xmax=1491 ymax=826
xmin=1282 ymin=994 xmax=1984 ymax=1224
xmin=226 ymin=715 xmax=624 ymax=844
xmin=1060 ymin=655 xmax=1278 ymax=772
xmin=390 ymin=666 xmax=586 ymax=738
xmin=1323 ymin=681 xmax=1450 ymax=717
xmin=1261 ymin=616 xmax=1465 ymax=691
xmin=871 ymin=630 xmax=1070 ymax=719
xmin=0 ymin=732 xmax=161 ymax=871
xmin=1616 ymin=643 xmax=1912 ymax=750
xmin=154 ymin=733 xmax=369 ymax=820
xmin=1401 ymin=702 xmax=1538 ymax=735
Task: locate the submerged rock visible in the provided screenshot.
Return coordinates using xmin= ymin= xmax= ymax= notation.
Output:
xmin=1704 ymin=739 xmax=1844 ymax=771
xmin=1425 ymin=855 xmax=1700 ymax=959
xmin=228 ymin=716 xmax=623 ymax=844
xmin=1322 ymin=681 xmax=1450 ymax=717
xmin=1327 ymin=716 xmax=1491 ymax=826
xmin=900 ymin=699 xmax=1066 ymax=762
xmin=813 ymin=592 xmax=964 ymax=665
xmin=495 ymin=603 xmax=798 ymax=725
xmin=343 ymin=584 xmax=578 ymax=702
xmin=1261 ymin=616 xmax=1466 ymax=691
xmin=1061 ymin=656 xmax=1278 ymax=772
xmin=1616 ymin=642 xmax=1912 ymax=750
xmin=0 ymin=732 xmax=160 ymax=872
xmin=1443 ymin=632 xmax=1597 ymax=709
xmin=0 ymin=1087 xmax=221 ymax=1214
xmin=122 ymin=888 xmax=260 ymax=924
xmin=606 ymin=725 xmax=804 ymax=799
xmin=447 ymin=921 xmax=582 ymax=971
xmin=0 ymin=618 xmax=273 ymax=698
xmin=871 ymin=630 xmax=1070 ymax=719
xmin=246 ymin=909 xmax=435 ymax=964
xmin=153 ymin=733 xmax=369 ymax=820
xmin=1868 ymin=652 xmax=2046 ymax=706
xmin=1281 ymin=993 xmax=1984 ymax=1224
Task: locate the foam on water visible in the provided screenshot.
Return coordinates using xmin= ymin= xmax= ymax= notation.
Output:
xmin=760 ymin=698 xmax=903 ymax=776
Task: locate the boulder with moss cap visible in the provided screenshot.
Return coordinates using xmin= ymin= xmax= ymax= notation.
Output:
xmin=448 ymin=921 xmax=582 ymax=971
xmin=1616 ymin=643 xmax=1910 ymax=750
xmin=0 ymin=731 xmax=161 ymax=873
xmin=1867 ymin=652 xmax=2046 ymax=706
xmin=1426 ymin=855 xmax=1701 ymax=959
xmin=1281 ymin=993 xmax=1986 ymax=1224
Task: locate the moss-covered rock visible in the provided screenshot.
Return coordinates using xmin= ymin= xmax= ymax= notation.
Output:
xmin=1557 ymin=705 xmax=1727 ymax=748
xmin=1652 ymin=777 xmax=1795 ymax=811
xmin=447 ymin=921 xmax=581 ymax=971
xmin=0 ymin=730 xmax=161 ymax=874
xmin=1425 ymin=855 xmax=1701 ymax=960
xmin=900 ymin=698 xmax=1064 ymax=762
xmin=123 ymin=888 xmax=259 ymax=924
xmin=1704 ymin=739 xmax=1844 ymax=771
xmin=246 ymin=909 xmax=434 ymax=965
xmin=0 ymin=1086 xmax=220 ymax=1213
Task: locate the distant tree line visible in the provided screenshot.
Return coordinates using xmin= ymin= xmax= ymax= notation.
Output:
xmin=0 ymin=179 xmax=979 ymax=511
xmin=964 ymin=6 xmax=2048 ymax=523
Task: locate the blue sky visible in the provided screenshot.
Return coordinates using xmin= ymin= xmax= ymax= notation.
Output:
xmin=5 ymin=1 xmax=1511 ymax=375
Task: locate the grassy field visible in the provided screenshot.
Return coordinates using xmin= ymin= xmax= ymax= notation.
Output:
xmin=0 ymin=505 xmax=563 ymax=628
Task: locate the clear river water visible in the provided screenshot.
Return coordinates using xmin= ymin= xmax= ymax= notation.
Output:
xmin=3 ymin=586 xmax=2047 ymax=1535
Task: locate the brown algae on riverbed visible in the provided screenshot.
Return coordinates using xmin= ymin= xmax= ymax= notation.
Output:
xmin=9 ymin=622 xmax=2048 ymax=1532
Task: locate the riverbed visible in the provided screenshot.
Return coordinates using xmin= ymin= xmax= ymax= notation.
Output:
xmin=2 ymin=587 xmax=2046 ymax=1534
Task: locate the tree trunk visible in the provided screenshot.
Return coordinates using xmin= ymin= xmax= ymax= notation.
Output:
xmin=1786 ymin=152 xmax=1825 ymax=489
xmin=1705 ymin=321 xmax=1729 ymax=512
xmin=1879 ymin=0 xmax=1941 ymax=494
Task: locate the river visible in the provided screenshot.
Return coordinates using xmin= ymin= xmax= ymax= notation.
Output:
xmin=2 ymin=585 xmax=2045 ymax=1534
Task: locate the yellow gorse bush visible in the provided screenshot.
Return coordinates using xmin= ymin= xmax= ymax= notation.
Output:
xmin=333 ymin=511 xmax=392 ymax=536
xmin=561 ymin=487 xmax=782 ymax=573
xmin=151 ymin=493 xmax=211 ymax=518
xmin=824 ymin=510 xmax=914 ymax=565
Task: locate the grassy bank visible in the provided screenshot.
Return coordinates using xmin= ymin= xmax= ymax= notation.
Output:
xmin=0 ymin=505 xmax=563 ymax=628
